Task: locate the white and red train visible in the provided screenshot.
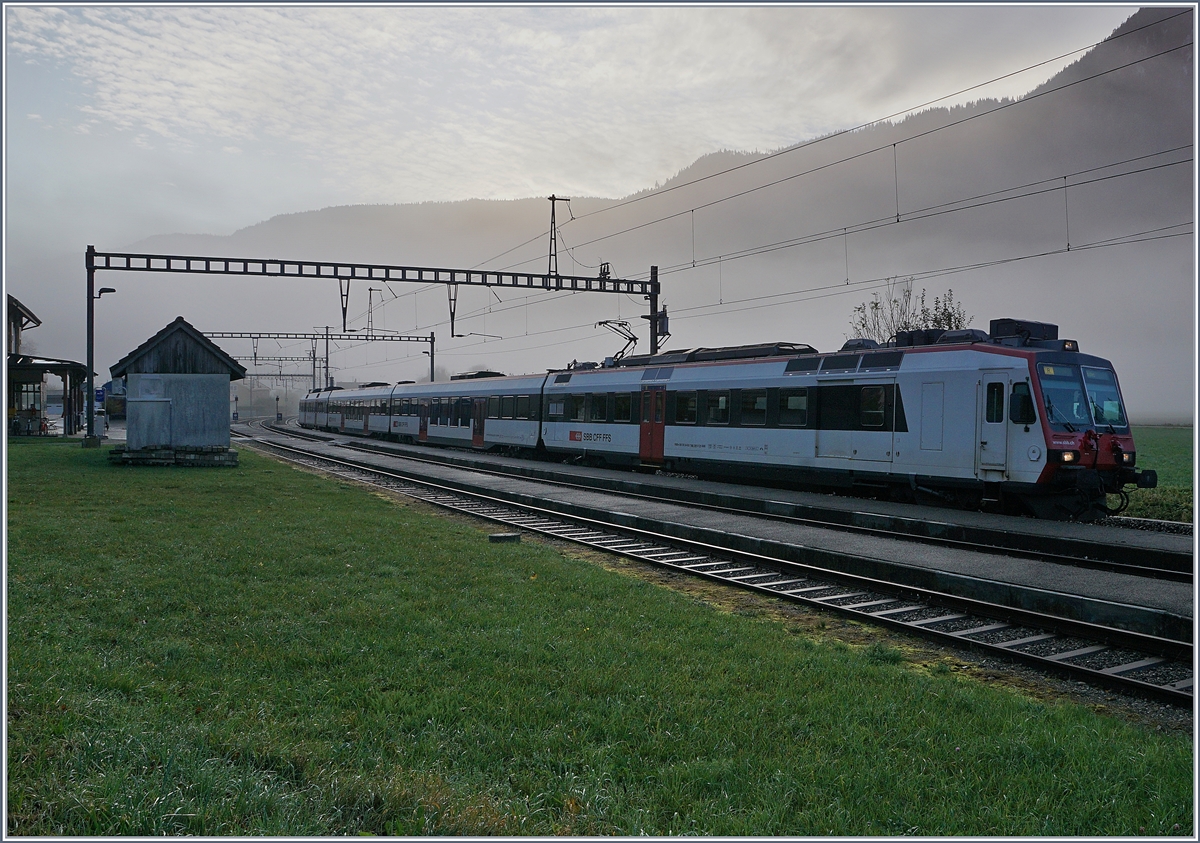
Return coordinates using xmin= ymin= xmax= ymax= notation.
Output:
xmin=298 ymin=318 xmax=1157 ymax=520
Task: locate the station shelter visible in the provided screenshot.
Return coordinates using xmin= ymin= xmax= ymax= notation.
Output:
xmin=6 ymin=294 xmax=90 ymax=436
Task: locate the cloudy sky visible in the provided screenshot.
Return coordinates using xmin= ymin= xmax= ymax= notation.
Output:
xmin=7 ymin=5 xmax=1138 ymax=249
xmin=11 ymin=3 xmax=1193 ymax=421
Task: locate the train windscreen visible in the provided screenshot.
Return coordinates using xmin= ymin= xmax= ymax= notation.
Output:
xmin=1080 ymin=366 xmax=1129 ymax=430
xmin=1036 ymin=363 xmax=1092 ymax=431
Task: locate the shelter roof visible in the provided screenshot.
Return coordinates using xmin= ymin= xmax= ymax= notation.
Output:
xmin=110 ymin=316 xmax=246 ymax=381
xmin=8 ymin=354 xmax=90 ymax=377
xmin=6 ymin=295 xmax=41 ymax=331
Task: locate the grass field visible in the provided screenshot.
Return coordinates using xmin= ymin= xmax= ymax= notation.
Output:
xmin=1120 ymin=426 xmax=1194 ymax=521
xmin=7 ymin=439 xmax=1193 ymax=835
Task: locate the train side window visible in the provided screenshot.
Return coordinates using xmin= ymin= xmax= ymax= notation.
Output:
xmin=860 ymin=386 xmax=885 ymax=427
xmin=501 ymin=395 xmax=515 ymax=419
xmin=461 ymin=398 xmax=472 ymax=426
xmin=740 ymin=390 xmax=767 ymax=426
xmin=590 ymin=393 xmax=608 ymax=421
xmin=1010 ymin=382 xmax=1036 ymax=425
xmin=779 ymin=388 xmax=808 ymax=427
xmin=443 ymin=399 xmax=453 ymax=426
xmin=547 ymin=397 xmax=565 ymax=418
xmin=675 ymin=391 xmax=698 ymax=424
xmin=985 ymin=382 xmax=1005 ymax=424
xmin=707 ymin=391 xmax=729 ymax=425
xmin=516 ymin=395 xmax=531 ymax=419
xmin=569 ymin=394 xmax=586 ymax=421
xmin=613 ymin=392 xmax=632 ymax=422
xmin=488 ymin=396 xmax=500 ymax=419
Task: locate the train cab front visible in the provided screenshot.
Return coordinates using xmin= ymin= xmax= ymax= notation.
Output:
xmin=1032 ymin=358 xmax=1156 ymax=518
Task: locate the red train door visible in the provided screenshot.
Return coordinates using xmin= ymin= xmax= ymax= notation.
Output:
xmin=472 ymin=398 xmax=486 ymax=447
xmin=418 ymin=401 xmax=429 ymax=442
xmin=639 ymin=387 xmax=666 ymax=463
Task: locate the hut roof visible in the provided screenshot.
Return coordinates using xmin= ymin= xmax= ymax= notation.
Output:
xmin=110 ymin=316 xmax=247 ymax=380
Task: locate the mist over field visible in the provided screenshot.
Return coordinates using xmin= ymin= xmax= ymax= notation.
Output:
xmin=6 ymin=7 xmax=1193 ymax=422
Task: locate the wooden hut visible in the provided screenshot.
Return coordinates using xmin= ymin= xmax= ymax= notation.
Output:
xmin=108 ymin=316 xmax=246 ymax=466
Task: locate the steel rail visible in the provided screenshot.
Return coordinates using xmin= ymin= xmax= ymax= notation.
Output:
xmin=272 ymin=424 xmax=1192 ymax=583
xmin=240 ymin=434 xmax=1193 ymax=706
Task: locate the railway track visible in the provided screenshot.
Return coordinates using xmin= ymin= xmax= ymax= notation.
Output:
xmin=258 ymin=421 xmax=1192 ymax=584
xmin=238 ymin=431 xmax=1193 ymax=707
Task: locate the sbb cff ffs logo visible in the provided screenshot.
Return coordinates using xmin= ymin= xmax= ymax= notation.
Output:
xmin=569 ymin=430 xmax=582 ymax=441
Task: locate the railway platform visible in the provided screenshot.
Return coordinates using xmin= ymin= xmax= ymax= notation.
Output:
xmin=251 ymin=427 xmax=1193 ymax=641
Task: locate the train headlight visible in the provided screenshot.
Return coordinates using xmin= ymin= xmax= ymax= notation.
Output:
xmin=1049 ymin=449 xmax=1080 ymax=464
xmin=1122 ymin=451 xmax=1135 ymax=465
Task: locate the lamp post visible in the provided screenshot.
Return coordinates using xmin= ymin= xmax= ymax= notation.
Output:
xmin=84 ymin=245 xmax=116 ymax=448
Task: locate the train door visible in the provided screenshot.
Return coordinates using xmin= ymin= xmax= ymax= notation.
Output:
xmin=851 ymin=381 xmax=896 ymax=462
xmin=472 ymin=398 xmax=486 ymax=447
xmin=978 ymin=373 xmax=1009 ymax=473
xmin=639 ymin=387 xmax=666 ymax=463
xmin=418 ymin=401 xmax=429 ymax=442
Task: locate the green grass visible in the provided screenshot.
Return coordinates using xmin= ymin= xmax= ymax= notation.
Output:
xmin=7 ymin=439 xmax=1193 ymax=835
xmin=1120 ymin=426 xmax=1194 ymax=521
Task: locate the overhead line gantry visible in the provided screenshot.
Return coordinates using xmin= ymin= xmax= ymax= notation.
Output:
xmin=206 ymin=329 xmax=436 ymax=389
xmin=85 ymin=245 xmax=666 ymax=439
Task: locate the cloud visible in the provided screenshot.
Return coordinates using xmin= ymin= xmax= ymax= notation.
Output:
xmin=7 ymin=6 xmax=1137 ymax=204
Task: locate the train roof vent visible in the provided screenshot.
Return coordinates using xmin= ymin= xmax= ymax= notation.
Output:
xmin=450 ymin=370 xmax=506 ymax=380
xmin=989 ymin=318 xmax=1058 ymax=343
xmin=360 ymin=381 xmax=391 ymax=388
xmin=894 ymin=328 xmax=945 ymax=347
xmin=840 ymin=338 xmax=880 ymax=351
xmin=395 ymin=380 xmax=415 ymax=385
xmin=616 ymin=349 xmax=696 ymax=367
xmin=617 ymin=342 xmax=817 ymax=367
xmin=935 ymin=328 xmax=991 ymax=344
xmin=690 ymin=342 xmax=818 ymax=362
